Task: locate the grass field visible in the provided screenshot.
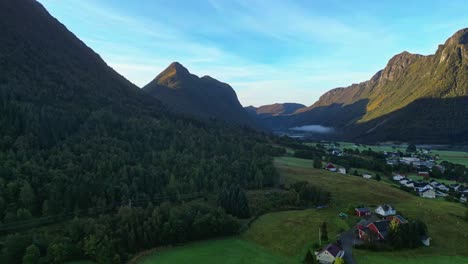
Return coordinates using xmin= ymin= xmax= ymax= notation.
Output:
xmin=137 ymin=156 xmax=468 ymax=264
xmin=136 ymin=238 xmax=294 ymax=264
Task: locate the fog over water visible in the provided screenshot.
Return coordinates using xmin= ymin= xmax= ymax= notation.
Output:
xmin=289 ymin=125 xmax=334 ymax=134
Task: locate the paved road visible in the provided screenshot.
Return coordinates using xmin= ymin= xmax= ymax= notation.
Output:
xmin=340 ymin=229 xmax=357 ymax=264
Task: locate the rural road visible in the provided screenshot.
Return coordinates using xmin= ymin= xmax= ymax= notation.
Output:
xmin=340 ymin=229 xmax=357 ymax=264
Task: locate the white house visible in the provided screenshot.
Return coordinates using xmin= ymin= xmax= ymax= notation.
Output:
xmin=375 ymin=204 xmax=396 ymax=217
xmin=315 ymin=243 xmax=344 ymax=264
xmin=363 ymin=174 xmax=372 ymax=179
xmin=437 ymin=184 xmax=450 ymax=192
xmin=413 ymin=182 xmax=433 ymax=193
xmin=393 ymin=175 xmax=405 ymax=181
xmin=338 ymin=168 xmax=346 ymax=174
xmin=460 ymin=195 xmax=467 ymax=203
xmin=419 ymin=188 xmax=436 ymax=199
xmin=421 ymin=236 xmax=431 ymax=246
xmin=399 ymin=179 xmax=414 ymax=188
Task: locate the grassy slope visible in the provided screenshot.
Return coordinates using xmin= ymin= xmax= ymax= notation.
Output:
xmin=275 ymin=157 xmax=468 ymax=263
xmin=137 ymin=156 xmax=467 ymax=264
xmin=243 ymin=208 xmax=351 ymax=261
xmin=136 ymin=238 xmax=293 ymax=264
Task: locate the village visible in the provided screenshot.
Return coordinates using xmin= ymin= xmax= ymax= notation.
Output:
xmin=314 ymin=202 xmax=431 ymax=264
xmin=309 ymin=144 xmax=468 ymax=264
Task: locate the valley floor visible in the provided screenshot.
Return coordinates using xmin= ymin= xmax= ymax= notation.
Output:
xmin=134 ymin=156 xmax=468 ymax=264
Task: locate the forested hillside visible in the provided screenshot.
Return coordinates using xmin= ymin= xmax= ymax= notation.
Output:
xmin=0 ymin=1 xmax=281 ymax=262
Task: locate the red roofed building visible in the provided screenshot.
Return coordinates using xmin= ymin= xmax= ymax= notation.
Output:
xmin=326 ymin=163 xmax=337 ymax=172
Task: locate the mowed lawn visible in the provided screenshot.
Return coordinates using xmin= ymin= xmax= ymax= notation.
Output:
xmin=136 ymin=238 xmax=294 ymax=264
xmin=275 ymin=157 xmax=468 ymax=262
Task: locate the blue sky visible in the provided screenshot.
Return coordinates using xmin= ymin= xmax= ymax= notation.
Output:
xmin=38 ymin=0 xmax=468 ymax=107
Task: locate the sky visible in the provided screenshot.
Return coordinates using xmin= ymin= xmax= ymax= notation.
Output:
xmin=38 ymin=0 xmax=468 ymax=107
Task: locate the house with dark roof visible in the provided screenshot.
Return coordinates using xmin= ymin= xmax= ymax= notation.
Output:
xmin=413 ymin=182 xmax=433 ymax=193
xmin=355 ymin=207 xmax=371 ymax=217
xmin=375 ymin=204 xmax=396 ymax=217
xmin=386 ymin=215 xmax=408 ymax=224
xmin=358 ymin=220 xmax=391 ymax=240
xmin=315 ymin=243 xmax=344 ymax=264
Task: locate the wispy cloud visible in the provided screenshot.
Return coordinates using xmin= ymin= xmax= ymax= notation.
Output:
xmin=38 ymin=0 xmax=468 ymax=106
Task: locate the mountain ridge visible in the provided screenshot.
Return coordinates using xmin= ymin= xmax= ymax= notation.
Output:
xmin=143 ymin=62 xmax=254 ymax=126
xmin=258 ymin=28 xmax=468 ymax=143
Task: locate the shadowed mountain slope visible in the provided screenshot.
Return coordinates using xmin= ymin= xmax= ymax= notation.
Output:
xmin=143 ymin=63 xmax=254 ymax=126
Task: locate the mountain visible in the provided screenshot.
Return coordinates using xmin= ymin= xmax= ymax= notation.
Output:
xmin=143 ymin=63 xmax=254 ymax=126
xmin=266 ymin=28 xmax=468 ymax=143
xmin=0 ymin=1 xmax=279 ymax=262
xmin=245 ymin=103 xmax=306 ymax=116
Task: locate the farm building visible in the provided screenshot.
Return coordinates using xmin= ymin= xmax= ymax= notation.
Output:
xmin=325 ymin=163 xmax=337 ymax=172
xmin=355 ymin=207 xmax=371 ymax=217
xmin=358 ymin=220 xmax=391 ymax=240
xmin=375 ymin=204 xmax=396 ymax=217
xmin=315 ymin=243 xmax=344 ymax=264
xmin=338 ymin=168 xmax=346 ymax=174
xmin=362 ymin=174 xmax=372 ymax=179
xmin=418 ymin=171 xmax=429 ymax=179
xmin=393 ymin=174 xmax=405 ymax=181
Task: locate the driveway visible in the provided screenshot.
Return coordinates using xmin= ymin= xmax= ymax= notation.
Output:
xmin=339 ymin=228 xmax=357 ymax=264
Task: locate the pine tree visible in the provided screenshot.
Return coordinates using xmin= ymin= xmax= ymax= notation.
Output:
xmin=320 ymin=222 xmax=328 ymax=242
xmin=22 ymin=244 xmax=40 ymax=264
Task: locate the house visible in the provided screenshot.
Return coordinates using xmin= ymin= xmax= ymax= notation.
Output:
xmin=375 ymin=204 xmax=396 ymax=217
xmin=418 ymin=171 xmax=430 ymax=180
xmin=421 ymin=236 xmax=431 ymax=246
xmin=419 ymin=188 xmax=436 ymax=199
xmin=399 ymin=179 xmax=414 ymax=188
xmin=362 ymin=174 xmax=372 ymax=179
xmin=326 ymin=163 xmax=337 ymax=172
xmin=429 ymin=179 xmax=440 ymax=187
xmin=338 ymin=168 xmax=346 ymax=174
xmin=450 ymin=184 xmax=462 ymax=191
xmin=393 ymin=174 xmax=406 ymax=181
xmin=460 ymin=195 xmax=467 ymax=203
xmin=315 ymin=243 xmax=345 ymax=264
xmin=436 ymin=184 xmax=450 ymax=192
xmin=386 ymin=215 xmax=408 ymax=224
xmin=413 ymin=182 xmax=433 ymax=193
xmin=355 ymin=207 xmax=371 ymax=217
xmin=358 ymin=220 xmax=391 ymax=240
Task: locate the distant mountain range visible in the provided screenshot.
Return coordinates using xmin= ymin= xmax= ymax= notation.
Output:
xmin=143 ymin=62 xmax=254 ymax=126
xmin=249 ymin=28 xmax=468 ymax=143
xmin=245 ymin=103 xmax=306 ymax=117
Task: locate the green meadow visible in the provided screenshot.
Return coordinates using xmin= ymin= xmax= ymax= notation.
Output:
xmin=137 ymin=156 xmax=468 ymax=264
